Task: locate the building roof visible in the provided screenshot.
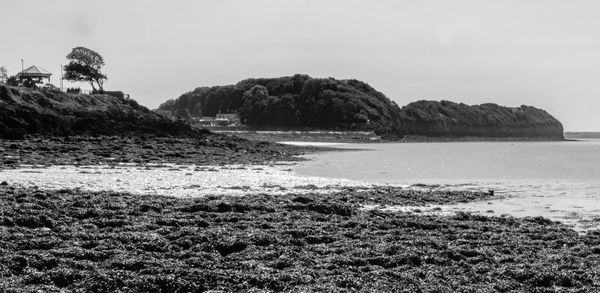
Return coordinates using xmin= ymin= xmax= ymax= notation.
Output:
xmin=17 ymin=65 xmax=51 ymax=78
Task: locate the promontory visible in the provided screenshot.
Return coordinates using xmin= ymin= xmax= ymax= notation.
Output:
xmin=158 ymin=74 xmax=564 ymax=140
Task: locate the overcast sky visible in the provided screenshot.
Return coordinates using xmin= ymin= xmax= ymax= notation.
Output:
xmin=2 ymin=0 xmax=599 ymax=131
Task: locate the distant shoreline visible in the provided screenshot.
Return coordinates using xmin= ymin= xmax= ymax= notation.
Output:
xmin=207 ymin=128 xmax=568 ymax=143
xmin=564 ymin=132 xmax=600 ymax=139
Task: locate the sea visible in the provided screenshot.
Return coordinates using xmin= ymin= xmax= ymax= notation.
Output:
xmin=291 ymin=138 xmax=600 ymax=231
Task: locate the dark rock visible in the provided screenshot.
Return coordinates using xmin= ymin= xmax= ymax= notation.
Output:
xmin=292 ymin=196 xmax=313 ymax=204
xmin=14 ymin=215 xmax=53 ymax=229
xmin=287 ymin=202 xmax=353 ymax=217
xmin=8 ymin=256 xmax=28 ymax=273
xmin=304 ymin=235 xmax=335 ymax=244
xmin=47 ymin=269 xmax=83 ymax=288
xmin=216 ymin=202 xmax=232 ymax=213
xmin=216 ymin=240 xmax=248 ymax=256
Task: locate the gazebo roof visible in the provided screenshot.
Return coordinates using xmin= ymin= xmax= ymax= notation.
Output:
xmin=17 ymin=65 xmax=52 ymax=78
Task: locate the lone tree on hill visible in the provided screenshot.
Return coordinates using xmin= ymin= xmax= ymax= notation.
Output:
xmin=63 ymin=46 xmax=107 ymax=92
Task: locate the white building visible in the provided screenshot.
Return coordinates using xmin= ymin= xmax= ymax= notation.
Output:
xmin=216 ymin=113 xmax=239 ymax=123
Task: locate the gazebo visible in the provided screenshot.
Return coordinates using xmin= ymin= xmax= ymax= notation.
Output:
xmin=17 ymin=65 xmax=52 ymax=85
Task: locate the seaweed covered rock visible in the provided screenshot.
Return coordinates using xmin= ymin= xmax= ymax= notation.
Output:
xmin=0 ymin=186 xmax=598 ymax=292
xmin=0 ymin=135 xmax=308 ymax=167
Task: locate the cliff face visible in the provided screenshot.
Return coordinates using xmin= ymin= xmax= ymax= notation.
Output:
xmin=398 ymin=101 xmax=564 ymax=139
xmin=0 ymin=84 xmax=196 ymax=139
xmin=160 ymin=75 xmax=565 ymax=140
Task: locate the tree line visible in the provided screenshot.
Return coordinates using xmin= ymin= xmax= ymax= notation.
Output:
xmin=159 ymin=74 xmax=403 ymax=134
xmin=160 ymin=74 xmax=564 ymax=139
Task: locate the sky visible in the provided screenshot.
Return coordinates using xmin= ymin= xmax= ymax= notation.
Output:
xmin=1 ymin=0 xmax=599 ymax=131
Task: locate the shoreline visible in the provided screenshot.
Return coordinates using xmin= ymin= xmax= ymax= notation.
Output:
xmin=0 ymin=135 xmax=319 ymax=169
xmin=209 ymin=129 xmax=567 ymax=143
xmin=0 ymin=133 xmax=579 ymax=171
xmin=3 ymin=162 xmax=598 ymax=232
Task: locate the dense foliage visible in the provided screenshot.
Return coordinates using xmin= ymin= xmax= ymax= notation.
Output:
xmin=159 ymin=74 xmax=403 ymax=135
xmin=159 ymin=75 xmax=564 ymax=139
xmin=399 ymin=100 xmax=564 ymax=138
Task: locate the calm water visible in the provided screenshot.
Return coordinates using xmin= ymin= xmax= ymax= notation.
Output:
xmin=293 ymin=139 xmax=600 ymax=231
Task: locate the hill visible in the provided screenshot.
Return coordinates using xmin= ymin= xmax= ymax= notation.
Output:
xmin=158 ymin=74 xmax=403 ymax=136
xmin=0 ymin=84 xmax=196 ymax=139
xmin=159 ymin=75 xmax=564 ymax=140
xmin=399 ymin=100 xmax=564 ymax=139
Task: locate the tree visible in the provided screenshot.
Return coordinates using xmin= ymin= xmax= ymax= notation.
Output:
xmin=63 ymin=47 xmax=107 ymax=91
xmin=239 ymin=85 xmax=269 ymax=125
xmin=174 ymin=107 xmax=190 ymax=120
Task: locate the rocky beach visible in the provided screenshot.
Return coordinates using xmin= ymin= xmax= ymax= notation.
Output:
xmin=1 ymin=183 xmax=599 ymax=292
xmin=0 ymin=135 xmax=309 ymax=168
xmin=1 ymin=135 xmax=599 ymax=292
